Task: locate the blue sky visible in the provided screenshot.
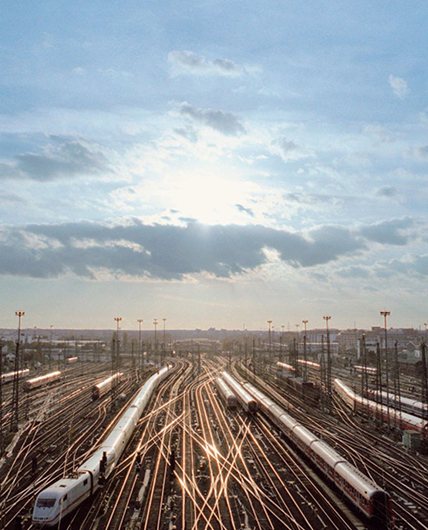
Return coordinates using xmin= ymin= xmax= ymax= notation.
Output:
xmin=0 ymin=1 xmax=427 ymax=331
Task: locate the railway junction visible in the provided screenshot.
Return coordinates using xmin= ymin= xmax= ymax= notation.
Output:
xmin=0 ymin=349 xmax=428 ymax=530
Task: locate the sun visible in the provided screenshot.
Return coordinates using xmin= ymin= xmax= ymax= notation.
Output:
xmin=165 ymin=168 xmax=258 ymax=225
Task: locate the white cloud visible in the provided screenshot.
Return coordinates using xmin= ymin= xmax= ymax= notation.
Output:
xmin=389 ymin=75 xmax=409 ymax=99
xmin=177 ymin=102 xmax=245 ymax=136
xmin=269 ymin=136 xmax=313 ymax=163
xmin=0 ymin=138 xmax=111 ymax=181
xmin=168 ymin=51 xmax=243 ymax=77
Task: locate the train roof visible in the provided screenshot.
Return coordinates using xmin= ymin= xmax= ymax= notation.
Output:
xmin=335 ymin=461 xmax=384 ymax=497
xmin=311 ymin=439 xmax=346 ymax=468
xmin=376 ymin=390 xmax=424 ymax=410
xmin=26 ymin=371 xmax=61 ymax=384
xmin=37 ymin=478 xmax=80 ymax=498
xmin=335 ymin=378 xmax=428 ymax=430
xmin=277 ymin=362 xmax=295 ymax=371
xmin=222 ymin=372 xmax=257 ymax=406
xmin=95 ymin=372 xmax=122 ymax=389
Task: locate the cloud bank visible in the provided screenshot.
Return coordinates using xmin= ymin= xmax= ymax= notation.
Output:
xmin=0 ymin=218 xmax=416 ymax=281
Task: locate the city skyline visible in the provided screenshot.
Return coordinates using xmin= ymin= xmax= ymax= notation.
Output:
xmin=0 ymin=2 xmax=427 ymax=329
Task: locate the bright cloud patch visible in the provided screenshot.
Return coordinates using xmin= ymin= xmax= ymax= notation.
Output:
xmin=389 ymin=75 xmax=409 ymax=99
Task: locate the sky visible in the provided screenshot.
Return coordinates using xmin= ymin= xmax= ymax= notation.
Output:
xmin=0 ymin=1 xmax=427 ymax=331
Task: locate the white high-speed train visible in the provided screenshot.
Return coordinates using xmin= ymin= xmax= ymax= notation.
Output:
xmin=32 ymin=365 xmax=173 ymax=526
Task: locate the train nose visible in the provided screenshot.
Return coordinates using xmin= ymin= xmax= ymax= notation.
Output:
xmin=32 ymin=498 xmax=58 ymax=525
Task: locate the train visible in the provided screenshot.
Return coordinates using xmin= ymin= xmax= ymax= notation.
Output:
xmin=243 ymin=380 xmax=392 ymax=525
xmin=277 ymin=361 xmax=295 ymax=373
xmin=366 ymin=389 xmax=428 ymax=420
xmin=1 ymin=369 xmax=30 ymax=384
xmin=92 ymin=372 xmax=123 ymax=400
xmin=215 ymin=377 xmax=237 ymax=409
xmin=334 ymin=378 xmax=428 ymax=436
xmin=354 ymin=365 xmax=377 ymax=375
xmin=276 ymin=373 xmax=320 ymax=406
xmin=297 ymin=359 xmax=321 ymax=370
xmin=66 ymin=357 xmax=78 ymax=364
xmin=32 ymin=365 xmax=173 ymax=526
xmin=23 ymin=371 xmax=62 ymax=391
xmin=221 ymin=372 xmax=258 ymax=413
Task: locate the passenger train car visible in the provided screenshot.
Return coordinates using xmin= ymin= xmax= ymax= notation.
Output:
xmin=366 ymin=389 xmax=428 ymax=419
xmin=243 ymin=380 xmax=392 ymax=526
xmin=66 ymin=357 xmax=78 ymax=364
xmin=297 ymin=359 xmax=321 ymax=371
xmin=92 ymin=372 xmax=123 ymax=400
xmin=23 ymin=371 xmax=61 ymax=391
xmin=221 ymin=372 xmax=258 ymax=413
xmin=215 ymin=377 xmax=237 ymax=409
xmin=335 ymin=378 xmax=428 ymax=436
xmin=277 ymin=361 xmax=295 ymax=373
xmin=354 ymin=365 xmax=377 ymax=375
xmin=32 ymin=365 xmax=173 ymax=526
xmin=1 ymin=369 xmax=29 ymax=384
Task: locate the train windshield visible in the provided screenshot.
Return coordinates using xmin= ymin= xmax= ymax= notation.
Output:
xmin=36 ymin=498 xmax=56 ymax=508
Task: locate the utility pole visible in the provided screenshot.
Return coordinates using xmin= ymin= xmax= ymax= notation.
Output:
xmin=137 ymin=319 xmax=143 ymax=371
xmin=114 ymin=317 xmax=122 ymax=371
xmin=302 ymin=320 xmax=308 ymax=383
xmin=394 ymin=341 xmax=402 ymax=431
xmin=376 ymin=342 xmax=382 ymax=425
xmin=320 ymin=335 xmax=325 ymax=410
xmin=113 ymin=317 xmax=122 ymax=402
xmin=252 ymin=339 xmax=256 ymax=377
xmin=11 ymin=311 xmax=25 ymax=432
xmin=162 ymin=318 xmax=166 ymax=365
xmin=49 ymin=324 xmax=54 ymax=370
xmin=360 ymin=334 xmax=369 ymax=418
xmin=267 ymin=320 xmax=272 ymax=375
xmin=153 ymin=319 xmax=158 ymax=364
xmin=323 ymin=316 xmax=332 ymax=410
xmin=197 ymin=342 xmax=201 ymax=374
xmin=380 ymin=311 xmax=391 ymax=428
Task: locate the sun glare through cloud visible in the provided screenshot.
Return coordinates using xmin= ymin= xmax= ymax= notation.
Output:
xmin=0 ymin=1 xmax=426 ymax=331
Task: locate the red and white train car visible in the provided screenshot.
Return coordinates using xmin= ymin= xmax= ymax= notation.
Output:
xmin=244 ymin=380 xmax=392 ymax=526
xmin=91 ymin=372 xmax=123 ymax=400
xmin=23 ymin=371 xmax=62 ymax=391
xmin=1 ymin=369 xmax=30 ymax=384
xmin=334 ymin=378 xmax=428 ymax=436
xmin=66 ymin=357 xmax=78 ymax=364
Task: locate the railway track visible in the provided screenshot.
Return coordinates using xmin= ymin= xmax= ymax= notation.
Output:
xmin=4 ymin=357 xmax=428 ymax=529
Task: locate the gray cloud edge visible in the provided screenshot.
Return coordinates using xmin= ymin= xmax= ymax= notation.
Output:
xmin=0 ymin=218 xmax=416 ymax=281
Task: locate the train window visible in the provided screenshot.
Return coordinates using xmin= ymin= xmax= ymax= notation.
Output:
xmin=63 ymin=495 xmax=68 ymax=501
xmin=37 ymin=498 xmax=56 ymax=508
xmin=83 ymin=479 xmax=88 ymax=486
